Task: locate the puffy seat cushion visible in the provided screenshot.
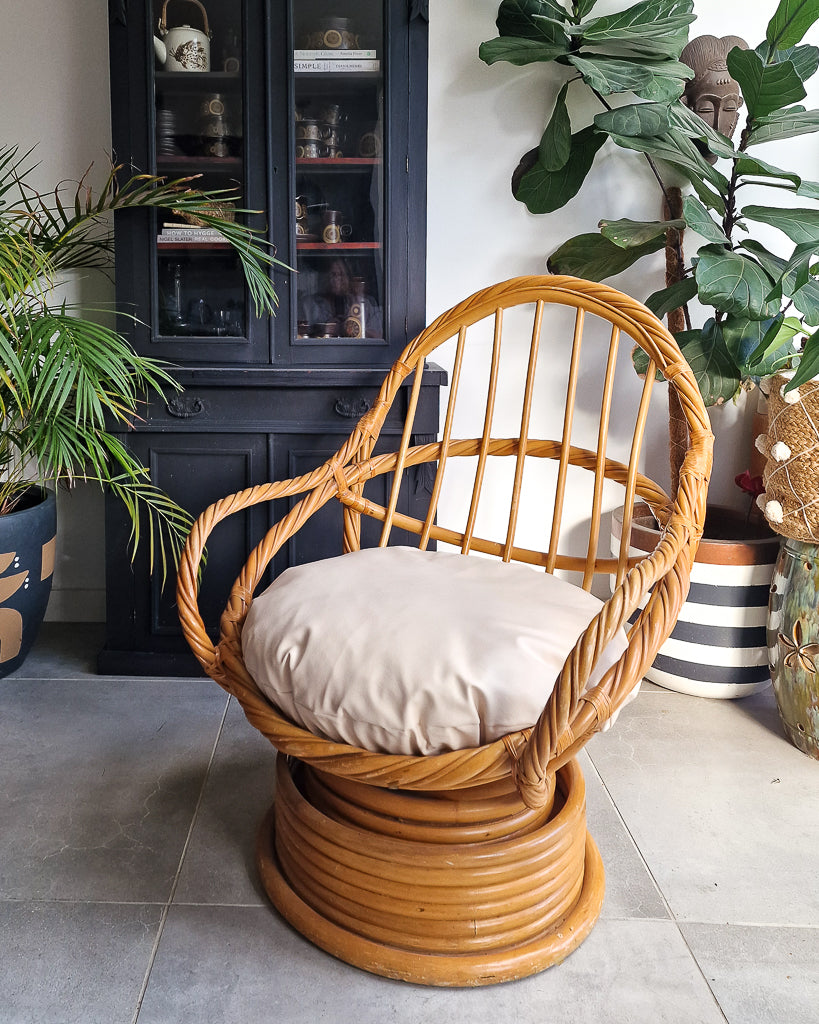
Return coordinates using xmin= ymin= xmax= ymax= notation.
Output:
xmin=241 ymin=546 xmax=632 ymax=756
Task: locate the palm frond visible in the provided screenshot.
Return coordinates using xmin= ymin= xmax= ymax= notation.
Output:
xmin=0 ymin=143 xmax=282 ymax=573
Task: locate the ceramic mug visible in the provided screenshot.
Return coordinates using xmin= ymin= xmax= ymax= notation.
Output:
xmin=296 ymin=120 xmax=324 ymax=141
xmin=296 ymin=140 xmax=327 ymax=159
xmin=321 ymin=210 xmax=352 ymax=243
xmin=323 ymin=127 xmax=346 ymax=147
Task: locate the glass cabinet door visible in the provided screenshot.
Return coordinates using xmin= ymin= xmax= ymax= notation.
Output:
xmin=150 ymin=0 xmax=263 ymax=358
xmin=290 ymin=1 xmax=389 ymax=352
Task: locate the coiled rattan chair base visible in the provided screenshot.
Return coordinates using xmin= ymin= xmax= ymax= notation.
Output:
xmin=256 ymin=754 xmax=604 ymax=986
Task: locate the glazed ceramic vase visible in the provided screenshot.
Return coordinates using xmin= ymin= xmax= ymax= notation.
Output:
xmin=767 ymin=538 xmax=819 ymax=759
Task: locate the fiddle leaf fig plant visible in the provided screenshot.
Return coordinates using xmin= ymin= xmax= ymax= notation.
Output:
xmin=481 ymin=0 xmax=819 ymax=407
xmin=0 ymin=145 xmax=280 ymax=579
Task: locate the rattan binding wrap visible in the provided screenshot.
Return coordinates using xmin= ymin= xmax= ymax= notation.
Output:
xmin=176 ymin=275 xmax=713 ymax=984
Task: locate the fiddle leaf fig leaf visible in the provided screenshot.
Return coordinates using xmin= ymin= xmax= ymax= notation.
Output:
xmin=594 ymin=102 xmax=670 ymax=138
xmin=569 ymin=0 xmax=695 ymax=59
xmin=756 ymin=42 xmax=819 ymax=81
xmin=547 ymin=230 xmax=666 ymax=280
xmin=775 ymin=241 xmax=819 ymax=294
xmin=567 ymin=55 xmax=689 ymax=100
xmin=746 ymin=314 xmax=803 ymax=368
xmin=747 ymin=106 xmax=819 ymax=145
xmin=741 ymin=205 xmax=819 ymax=244
xmin=573 ymin=0 xmax=600 ymax=19
xmin=735 ymin=154 xmax=802 ymax=187
xmin=721 ymin=315 xmax=797 ymax=377
xmin=539 ymin=84 xmax=572 ymax=170
xmin=479 ymin=35 xmax=570 ymax=65
xmin=645 ymin=276 xmax=699 ymax=318
xmin=695 ymin=245 xmax=781 ymax=320
xmin=495 ymin=0 xmax=569 ymax=37
xmin=668 ymin=101 xmax=738 ymax=160
xmin=608 ymin=130 xmax=729 ymax=192
xmin=514 ymin=126 xmax=606 ymax=213
xmin=682 ymin=195 xmax=730 ymax=244
xmin=599 ymin=217 xmax=684 ymax=247
xmin=566 ymin=54 xmax=654 ymax=95
xmin=726 ymin=48 xmax=806 ymax=118
xmin=632 ymin=59 xmax=694 ymax=101
xmin=797 ymin=179 xmax=819 ymax=200
xmin=742 ymin=239 xmax=819 ymax=323
xmin=676 ymin=321 xmax=743 ymax=406
xmin=766 ymin=0 xmax=819 ymax=51
xmin=631 ymin=343 xmax=665 ymax=381
xmin=787 ymin=326 xmax=819 ymax=388
xmin=685 ymin=176 xmax=727 ymax=217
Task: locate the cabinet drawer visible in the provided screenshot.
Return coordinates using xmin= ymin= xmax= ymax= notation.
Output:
xmin=135 ymin=382 xmax=439 ymax=435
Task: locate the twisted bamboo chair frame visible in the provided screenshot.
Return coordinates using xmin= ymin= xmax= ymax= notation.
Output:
xmin=177 ymin=275 xmax=713 ymax=985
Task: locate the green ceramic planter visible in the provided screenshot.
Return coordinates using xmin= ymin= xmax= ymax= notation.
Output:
xmin=767 ymin=538 xmax=819 ymax=759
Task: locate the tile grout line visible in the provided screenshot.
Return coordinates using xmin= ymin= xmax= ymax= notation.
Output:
xmin=130 ymin=695 xmax=231 ymax=1024
xmin=584 ymin=751 xmax=730 ymax=1023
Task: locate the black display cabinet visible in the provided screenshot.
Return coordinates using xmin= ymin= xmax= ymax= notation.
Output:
xmin=100 ymin=0 xmax=439 ymax=674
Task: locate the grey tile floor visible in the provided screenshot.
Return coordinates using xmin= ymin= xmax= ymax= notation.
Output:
xmin=1 ymin=624 xmax=817 ymax=1023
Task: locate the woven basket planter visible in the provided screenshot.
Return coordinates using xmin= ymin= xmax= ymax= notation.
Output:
xmin=612 ymin=503 xmax=778 ymax=698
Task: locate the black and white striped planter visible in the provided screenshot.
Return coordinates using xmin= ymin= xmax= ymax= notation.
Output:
xmin=611 ymin=505 xmax=779 ymax=698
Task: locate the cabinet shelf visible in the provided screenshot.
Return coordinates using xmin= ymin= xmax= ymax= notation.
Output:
xmin=157 ymin=156 xmax=243 ymax=172
xmin=296 ymin=241 xmax=381 ymax=251
xmin=155 ymin=70 xmax=241 ymax=88
xmin=294 ymin=71 xmax=380 ymax=82
xmin=296 ymin=157 xmax=381 ymax=170
xmin=156 ymin=241 xmax=233 ymax=250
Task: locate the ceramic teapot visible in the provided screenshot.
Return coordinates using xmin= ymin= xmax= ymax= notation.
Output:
xmin=154 ymin=0 xmax=211 ymax=72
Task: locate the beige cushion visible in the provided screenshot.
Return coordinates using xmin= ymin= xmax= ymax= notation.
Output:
xmin=241 ymin=546 xmax=632 ymax=756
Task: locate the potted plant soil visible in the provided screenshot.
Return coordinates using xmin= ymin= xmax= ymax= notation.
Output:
xmin=0 ymin=145 xmax=279 ymax=676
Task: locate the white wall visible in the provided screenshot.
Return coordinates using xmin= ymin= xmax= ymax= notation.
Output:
xmin=3 ymin=0 xmax=112 ymax=620
xmin=2 ymin=0 xmax=818 ymax=619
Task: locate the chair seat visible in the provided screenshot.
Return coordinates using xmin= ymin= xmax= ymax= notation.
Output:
xmin=241 ymin=546 xmax=632 ymax=756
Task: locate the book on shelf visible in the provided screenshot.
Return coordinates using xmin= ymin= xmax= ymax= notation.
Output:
xmin=157 ymin=225 xmax=225 ymax=242
xmin=293 ymin=49 xmax=377 ymax=60
xmin=294 ymin=59 xmax=380 ymax=73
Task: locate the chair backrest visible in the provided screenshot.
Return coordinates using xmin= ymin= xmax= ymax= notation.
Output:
xmin=323 ymin=275 xmax=711 ymax=593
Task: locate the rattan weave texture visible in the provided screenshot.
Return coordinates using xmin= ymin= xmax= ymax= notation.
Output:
xmin=176 ymin=275 xmax=713 ymax=984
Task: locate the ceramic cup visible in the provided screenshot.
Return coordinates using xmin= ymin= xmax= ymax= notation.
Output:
xmin=296 ymin=120 xmax=324 ymax=141
xmin=321 ymin=210 xmax=352 ymax=243
xmin=323 ymin=127 xmax=346 ymax=147
xmin=296 ymin=140 xmax=327 ymax=159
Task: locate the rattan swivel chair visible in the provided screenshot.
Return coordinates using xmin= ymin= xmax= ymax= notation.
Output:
xmin=177 ymin=275 xmax=712 ymax=986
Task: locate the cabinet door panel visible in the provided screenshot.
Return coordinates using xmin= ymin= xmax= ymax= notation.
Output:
xmin=104 ymin=434 xmax=269 ymax=654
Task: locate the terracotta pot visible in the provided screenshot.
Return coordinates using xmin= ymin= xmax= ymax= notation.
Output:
xmin=611 ymin=503 xmax=779 ymax=698
xmin=0 ymin=488 xmax=57 ymax=678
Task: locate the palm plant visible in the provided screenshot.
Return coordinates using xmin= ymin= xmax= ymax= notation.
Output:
xmin=0 ymin=144 xmax=279 ymax=578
